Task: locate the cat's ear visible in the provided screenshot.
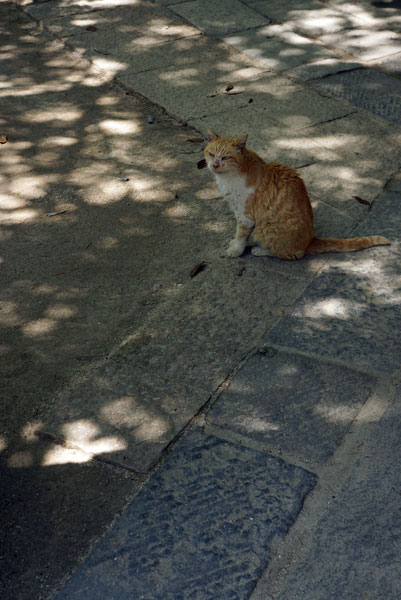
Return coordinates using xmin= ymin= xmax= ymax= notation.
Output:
xmin=236 ymin=134 xmax=248 ymax=152
xmin=206 ymin=128 xmax=219 ymax=142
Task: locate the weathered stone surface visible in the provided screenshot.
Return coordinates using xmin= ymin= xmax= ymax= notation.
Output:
xmin=26 ymin=0 xmax=145 ymax=21
xmin=243 ymin=0 xmax=329 ymax=31
xmin=40 ymin=366 xmax=206 ymax=472
xmin=0 ymin=433 xmax=142 ymax=600
xmin=54 ymin=431 xmax=317 ymax=600
xmin=273 ymin=385 xmax=401 ymax=600
xmin=120 ymin=59 xmax=353 ymax=125
xmin=286 ymin=59 xmax=362 ymax=82
xmin=294 ymin=111 xmax=401 ymax=216
xmin=330 ymin=0 xmax=401 ymax=34
xmin=224 ymin=25 xmax=336 ymax=72
xmin=119 ymin=62 xmax=270 ymax=121
xmin=298 ymin=111 xmax=401 ymax=166
xmin=60 ymin=4 xmax=200 ymax=48
xmin=36 ymin=4 xmax=162 ymax=39
xmin=374 ymin=50 xmax=401 ymax=76
xmin=114 ymin=35 xmax=233 ymax=75
xmin=231 ymin=80 xmax=354 ymax=130
xmin=314 ymin=68 xmax=401 ymax=126
xmin=111 ymin=259 xmax=310 ymax=390
xmin=170 ymin=0 xmax=268 ymax=36
xmin=207 ymin=350 xmax=376 ymax=463
xmin=299 ymin=158 xmax=390 ymax=219
xmin=320 ymin=27 xmax=401 ymax=61
xmin=265 ymin=192 xmax=401 ymax=375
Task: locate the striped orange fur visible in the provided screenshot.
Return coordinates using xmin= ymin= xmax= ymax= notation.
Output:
xmin=204 ymin=129 xmax=390 ymax=259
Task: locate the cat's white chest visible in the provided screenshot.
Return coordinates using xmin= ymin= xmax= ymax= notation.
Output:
xmin=215 ymin=173 xmax=255 ymax=225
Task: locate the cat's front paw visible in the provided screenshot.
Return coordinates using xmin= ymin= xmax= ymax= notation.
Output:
xmin=226 ymin=239 xmax=245 ymax=257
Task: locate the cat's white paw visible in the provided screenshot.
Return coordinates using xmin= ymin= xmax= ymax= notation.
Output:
xmin=226 ymin=239 xmax=245 ymax=257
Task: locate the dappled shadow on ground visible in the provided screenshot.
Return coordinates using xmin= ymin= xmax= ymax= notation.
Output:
xmin=0 ymin=1 xmax=220 ymax=429
xmin=2 ymin=0 xmax=401 ymax=500
xmin=0 ymin=4 xmax=220 ymax=596
xmin=1 ymin=2 xmax=401 ymax=597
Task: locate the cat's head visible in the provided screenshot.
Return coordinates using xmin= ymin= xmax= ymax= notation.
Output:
xmin=204 ymin=129 xmax=248 ymax=175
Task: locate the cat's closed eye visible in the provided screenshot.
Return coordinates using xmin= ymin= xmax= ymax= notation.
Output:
xmin=208 ymin=152 xmax=215 ymax=158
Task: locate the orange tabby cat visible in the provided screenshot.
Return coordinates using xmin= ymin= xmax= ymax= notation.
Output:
xmin=204 ymin=128 xmax=390 ymax=259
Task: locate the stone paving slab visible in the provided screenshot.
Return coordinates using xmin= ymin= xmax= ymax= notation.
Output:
xmin=119 ymin=50 xmax=356 ymax=125
xmin=314 ymin=68 xmax=401 ymax=126
xmin=36 ymin=258 xmax=312 ymax=473
xmin=170 ymin=0 xmax=268 ymax=36
xmin=0 ymin=432 xmax=142 ymax=600
xmin=50 ymin=3 xmax=199 ymax=45
xmin=264 ymin=191 xmax=401 ymax=376
xmin=92 ymin=32 xmax=251 ymax=77
xmin=246 ymin=0 xmax=401 ymax=38
xmin=35 ymin=4 xmax=160 ymax=38
xmin=330 ymin=0 xmax=401 ymax=34
xmin=207 ymin=349 xmax=376 ymax=463
xmin=103 ymin=34 xmax=231 ymax=75
xmin=286 ymin=58 xmax=363 ymax=82
xmin=119 ymin=62 xmax=268 ymax=121
xmin=212 ymin=77 xmax=354 ymax=131
xmin=374 ymin=50 xmax=401 ymax=76
xmin=244 ymin=0 xmax=401 ymax=39
xmin=243 ymin=0 xmax=330 ymax=30
xmin=54 ymin=430 xmax=317 ymax=600
xmin=111 ymin=259 xmax=310 ymax=391
xmin=298 ymin=156 xmax=395 ymax=220
xmin=39 ymin=365 xmax=206 ymax=473
xmin=265 ymin=384 xmax=401 ymax=600
xmin=298 ymin=109 xmax=401 ymax=166
xmin=25 ymin=0 xmax=145 ymax=21
xmin=294 ymin=111 xmax=401 ymax=214
xmin=223 ymin=24 xmax=337 ymax=73
xmin=320 ymin=26 xmax=401 ymax=62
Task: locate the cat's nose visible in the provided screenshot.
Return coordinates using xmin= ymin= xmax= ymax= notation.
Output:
xmin=212 ymin=160 xmax=219 ymax=168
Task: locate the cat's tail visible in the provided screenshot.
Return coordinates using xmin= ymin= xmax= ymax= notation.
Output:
xmin=305 ymin=235 xmax=390 ymax=254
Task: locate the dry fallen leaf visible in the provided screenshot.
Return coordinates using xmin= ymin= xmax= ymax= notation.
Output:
xmin=47 ymin=210 xmax=67 ymax=217
xmin=197 ymin=158 xmax=207 ymax=169
xmin=353 ymin=195 xmax=371 ymax=206
xmin=0 ymin=133 xmax=8 ymax=144
xmin=190 ymin=261 xmax=206 ymax=278
xmin=187 ymin=137 xmax=204 ymax=143
xmin=225 ymin=84 xmax=234 ymax=92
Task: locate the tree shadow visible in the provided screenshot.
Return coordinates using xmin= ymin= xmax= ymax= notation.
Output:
xmin=2 ymin=1 xmax=401 ymax=597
